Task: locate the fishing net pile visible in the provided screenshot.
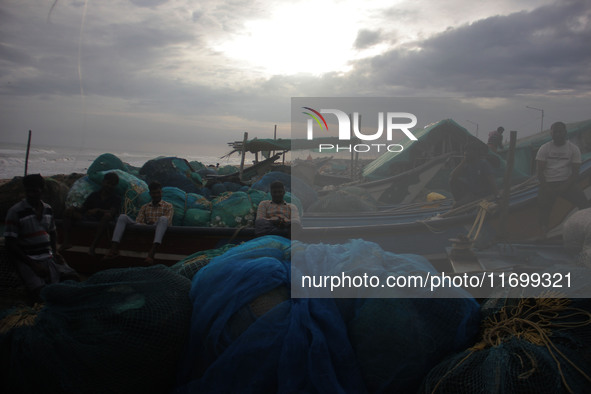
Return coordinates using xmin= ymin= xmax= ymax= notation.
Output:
xmin=209 ymin=181 xmax=242 ymax=196
xmin=159 ymin=186 xmax=212 ymax=226
xmin=87 ymin=153 xmax=128 ymax=175
xmin=65 ymin=154 xmax=152 ymax=219
xmin=174 ymin=236 xmax=480 ymax=393
xmin=0 ymin=265 xmax=192 ymax=394
xmin=169 ymin=243 xmax=238 ymax=280
xmin=210 ymin=191 xmax=258 ymax=228
xmin=139 ymin=157 xmax=203 ymax=194
xmin=420 ymin=266 xmax=591 ymax=394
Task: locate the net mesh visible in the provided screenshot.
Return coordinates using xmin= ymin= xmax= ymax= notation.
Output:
xmin=175 ymin=236 xmax=480 ymax=393
xmin=420 ymin=296 xmax=591 ymax=394
xmin=0 ymin=265 xmax=192 ymax=394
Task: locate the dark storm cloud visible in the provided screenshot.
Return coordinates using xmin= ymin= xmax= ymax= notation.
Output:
xmin=0 ymin=5 xmax=199 ymax=99
xmin=352 ymin=0 xmax=591 ymax=96
xmin=354 ymin=29 xmax=382 ymax=49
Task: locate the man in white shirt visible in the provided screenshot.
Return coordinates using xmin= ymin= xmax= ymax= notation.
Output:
xmin=536 ymin=121 xmax=589 ymax=236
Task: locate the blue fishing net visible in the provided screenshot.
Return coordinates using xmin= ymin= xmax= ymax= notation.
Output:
xmin=161 ymin=187 xmax=213 ymax=226
xmin=210 ymin=191 xmax=256 ymax=227
xmin=291 ymin=239 xmax=481 ymax=392
xmin=188 ymin=161 xmax=205 ymax=171
xmin=140 ymin=157 xmax=202 ymax=193
xmin=0 ymin=266 xmax=192 ymax=394
xmin=175 ymin=236 xmax=480 ymax=393
xmin=87 ymin=153 xmax=127 ymax=176
xmin=175 ymin=235 xmax=366 ymax=393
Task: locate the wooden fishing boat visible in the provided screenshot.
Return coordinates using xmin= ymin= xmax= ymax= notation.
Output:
xmin=53 ymin=156 xmax=591 ymax=275
xmin=56 ymin=223 xmax=256 ymax=274
xmin=317 ymin=152 xmax=455 ymax=203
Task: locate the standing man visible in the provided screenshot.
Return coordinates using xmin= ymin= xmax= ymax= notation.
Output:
xmin=255 ymin=181 xmax=301 ymax=237
xmin=4 ymin=174 xmax=79 ymax=302
xmin=487 ymin=126 xmax=505 ymax=152
xmin=104 ymin=181 xmax=173 ymax=264
xmin=536 ymin=121 xmax=588 ymax=236
xmin=60 ymin=171 xmax=121 ymax=257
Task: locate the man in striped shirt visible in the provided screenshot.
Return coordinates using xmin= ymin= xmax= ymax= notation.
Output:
xmin=104 ymin=181 xmax=173 ymax=264
xmin=255 ymin=181 xmax=301 ymax=237
xmin=4 ymin=174 xmax=79 ymax=301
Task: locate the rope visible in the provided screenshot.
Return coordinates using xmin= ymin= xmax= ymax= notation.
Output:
xmin=466 ymin=200 xmax=495 ymax=242
xmin=431 ymin=295 xmax=591 ymax=394
xmin=123 ymin=182 xmax=144 ymax=216
xmin=0 ymin=303 xmax=44 ymax=334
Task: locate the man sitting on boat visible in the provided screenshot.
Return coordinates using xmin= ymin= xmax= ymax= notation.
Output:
xmin=255 ymin=181 xmax=301 ymax=238
xmin=103 ymin=181 xmax=173 ymax=264
xmin=4 ymin=174 xmax=79 ymax=302
xmin=59 ymin=171 xmax=121 ymax=257
xmin=536 ymin=121 xmax=589 ymax=237
xmin=449 ymin=142 xmax=499 ymax=208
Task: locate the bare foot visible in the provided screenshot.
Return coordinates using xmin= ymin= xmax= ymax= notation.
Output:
xmin=144 ymin=256 xmax=155 ymax=265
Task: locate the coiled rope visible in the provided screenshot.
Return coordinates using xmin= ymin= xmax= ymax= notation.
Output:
xmin=432 ymin=295 xmax=591 ymax=393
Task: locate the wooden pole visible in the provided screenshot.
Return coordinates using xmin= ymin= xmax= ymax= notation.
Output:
xmin=239 ymin=132 xmax=248 ymax=181
xmin=498 ymin=130 xmax=517 ymax=240
xmin=272 ymin=124 xmax=277 ymax=157
xmin=24 ymin=129 xmax=32 ymax=176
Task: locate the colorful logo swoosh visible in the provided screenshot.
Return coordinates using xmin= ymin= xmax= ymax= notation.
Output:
xmin=302 ymin=107 xmax=328 ymax=131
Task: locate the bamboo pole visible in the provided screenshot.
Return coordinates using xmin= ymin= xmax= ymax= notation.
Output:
xmin=239 ymin=132 xmax=248 ymax=181
xmin=272 ymin=124 xmax=277 ymax=157
xmin=24 ymin=130 xmax=32 ymax=176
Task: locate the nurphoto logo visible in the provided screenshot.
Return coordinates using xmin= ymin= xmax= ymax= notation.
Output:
xmin=302 ymin=107 xmax=418 ymax=153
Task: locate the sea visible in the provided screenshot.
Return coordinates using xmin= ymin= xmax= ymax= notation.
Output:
xmin=0 ymin=143 xmax=242 ymax=180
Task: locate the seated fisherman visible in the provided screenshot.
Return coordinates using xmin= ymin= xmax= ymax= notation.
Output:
xmin=104 ymin=181 xmax=173 ymax=264
xmin=60 ymin=171 xmax=121 ymax=257
xmin=255 ymin=181 xmax=301 ymax=237
xmin=4 ymin=174 xmax=79 ymax=302
xmin=449 ymin=142 xmax=499 ymax=207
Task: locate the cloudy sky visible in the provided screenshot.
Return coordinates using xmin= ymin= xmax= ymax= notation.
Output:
xmin=1 ymin=0 xmax=590 ymax=158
